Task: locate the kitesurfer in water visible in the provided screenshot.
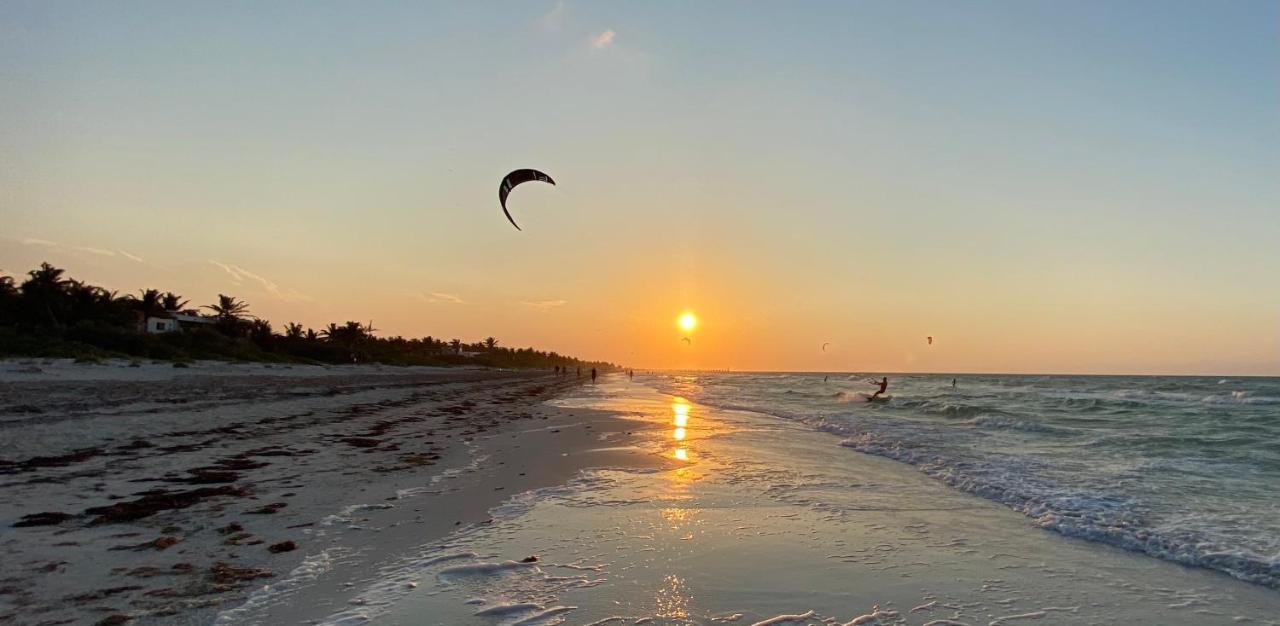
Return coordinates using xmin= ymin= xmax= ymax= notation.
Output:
xmin=871 ymin=377 xmax=888 ymax=399
xmin=591 ymin=367 xmax=598 ymax=383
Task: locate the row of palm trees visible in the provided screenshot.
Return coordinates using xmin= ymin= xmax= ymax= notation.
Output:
xmin=0 ymin=263 xmax=611 ymax=370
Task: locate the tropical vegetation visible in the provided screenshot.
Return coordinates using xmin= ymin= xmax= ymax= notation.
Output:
xmin=0 ymin=262 xmax=614 ymax=370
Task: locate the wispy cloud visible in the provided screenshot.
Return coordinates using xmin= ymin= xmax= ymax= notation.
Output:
xmin=208 ymin=260 xmax=311 ymax=302
xmin=428 ymin=292 xmax=465 ymax=304
xmin=590 ymin=29 xmax=616 ymax=49
xmin=74 ymin=245 xmax=118 ymax=257
xmin=19 ymin=237 xmax=144 ymax=263
xmin=522 ymin=299 xmax=567 ymax=309
xmin=537 ymin=0 xmax=566 ymax=31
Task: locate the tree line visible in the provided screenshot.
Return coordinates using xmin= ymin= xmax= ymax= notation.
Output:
xmin=0 ymin=262 xmax=616 ymax=370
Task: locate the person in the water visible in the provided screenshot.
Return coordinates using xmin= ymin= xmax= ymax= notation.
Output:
xmin=871 ymin=376 xmax=888 ymax=399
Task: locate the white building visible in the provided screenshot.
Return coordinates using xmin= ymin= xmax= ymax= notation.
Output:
xmin=143 ymin=312 xmax=217 ymax=334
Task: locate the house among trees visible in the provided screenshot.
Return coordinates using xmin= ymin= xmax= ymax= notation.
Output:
xmin=143 ymin=311 xmax=217 ymax=334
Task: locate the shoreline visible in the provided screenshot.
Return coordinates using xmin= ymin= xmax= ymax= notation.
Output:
xmin=368 ymin=377 xmax=1280 ymax=626
xmin=0 ymin=360 xmax=665 ymax=625
xmin=4 ymin=362 xmax=1278 ymax=625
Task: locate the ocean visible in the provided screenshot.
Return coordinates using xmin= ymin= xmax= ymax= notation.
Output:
xmin=649 ymin=372 xmax=1280 ymax=590
xmin=266 ymin=371 xmax=1280 ymax=625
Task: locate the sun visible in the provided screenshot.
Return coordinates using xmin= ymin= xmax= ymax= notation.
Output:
xmin=678 ymin=312 xmax=697 ymax=332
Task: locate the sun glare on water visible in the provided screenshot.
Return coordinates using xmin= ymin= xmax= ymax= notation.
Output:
xmin=678 ymin=312 xmax=697 ymax=332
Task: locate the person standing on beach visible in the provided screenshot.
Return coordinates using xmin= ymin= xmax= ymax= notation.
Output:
xmin=871 ymin=376 xmax=888 ymax=399
xmin=591 ymin=367 xmax=597 ymax=383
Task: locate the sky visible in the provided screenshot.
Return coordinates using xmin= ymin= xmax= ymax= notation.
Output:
xmin=1 ymin=1 xmax=1277 ymax=375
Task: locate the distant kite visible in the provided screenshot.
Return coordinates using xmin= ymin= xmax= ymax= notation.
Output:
xmin=498 ymin=169 xmax=555 ymax=231
xmin=927 ymin=336 xmax=933 ymax=345
xmin=822 ymin=342 xmax=830 ymax=352
xmin=682 ymin=337 xmax=692 ymax=345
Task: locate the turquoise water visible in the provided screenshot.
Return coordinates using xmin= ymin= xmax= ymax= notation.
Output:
xmin=648 ymin=372 xmax=1280 ymax=589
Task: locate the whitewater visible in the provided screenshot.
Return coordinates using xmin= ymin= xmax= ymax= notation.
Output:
xmin=652 ymin=372 xmax=1280 ymax=590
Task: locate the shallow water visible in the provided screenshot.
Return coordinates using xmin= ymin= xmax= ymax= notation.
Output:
xmin=321 ymin=377 xmax=1280 ymax=626
xmin=649 ymin=372 xmax=1280 ymax=590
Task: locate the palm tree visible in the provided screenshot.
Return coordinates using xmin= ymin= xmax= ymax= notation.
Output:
xmin=342 ymin=320 xmax=367 ymax=338
xmin=203 ymin=294 xmax=251 ymax=336
xmin=20 ymin=262 xmax=69 ymax=326
xmin=132 ymin=289 xmax=165 ymax=317
xmin=23 ymin=263 xmax=65 ymax=291
xmin=0 ymin=274 xmax=16 ymax=325
xmin=66 ymin=280 xmax=117 ymax=324
xmin=321 ymin=321 xmax=369 ymax=347
xmin=248 ymin=319 xmax=274 ymax=347
xmin=203 ymin=294 xmax=250 ymax=320
xmin=284 ymin=322 xmax=305 ymax=339
xmin=483 ymin=337 xmax=498 ymax=351
xmin=449 ymin=338 xmax=462 ymax=354
xmin=161 ymin=292 xmax=188 ymax=312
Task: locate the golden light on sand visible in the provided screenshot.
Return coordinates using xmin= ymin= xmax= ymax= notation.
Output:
xmin=678 ymin=312 xmax=697 ymax=332
xmin=673 ymin=399 xmax=690 ymax=426
xmin=671 ymin=398 xmax=693 ymax=462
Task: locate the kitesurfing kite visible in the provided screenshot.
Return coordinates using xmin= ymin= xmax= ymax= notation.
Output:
xmin=822 ymin=342 xmax=830 ymax=352
xmin=927 ymin=336 xmax=933 ymax=345
xmin=682 ymin=337 xmax=692 ymax=345
xmin=498 ymin=169 xmax=555 ymax=231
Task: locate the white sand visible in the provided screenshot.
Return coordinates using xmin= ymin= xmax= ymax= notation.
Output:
xmin=0 ymin=359 xmax=665 ymax=625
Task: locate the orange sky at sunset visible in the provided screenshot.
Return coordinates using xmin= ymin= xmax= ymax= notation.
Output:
xmin=2 ymin=2 xmax=1276 ymax=375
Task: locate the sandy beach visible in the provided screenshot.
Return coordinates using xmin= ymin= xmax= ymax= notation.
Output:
xmin=5 ymin=362 xmax=1276 ymax=626
xmin=0 ymin=360 xmax=664 ymax=625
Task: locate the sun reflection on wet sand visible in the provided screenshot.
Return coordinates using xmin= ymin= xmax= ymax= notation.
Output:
xmin=671 ymin=398 xmax=694 ymax=462
xmin=654 ymin=574 xmax=691 ymax=620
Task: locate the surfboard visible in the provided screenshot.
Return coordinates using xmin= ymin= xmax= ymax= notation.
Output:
xmin=866 ymin=395 xmax=892 ymax=403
